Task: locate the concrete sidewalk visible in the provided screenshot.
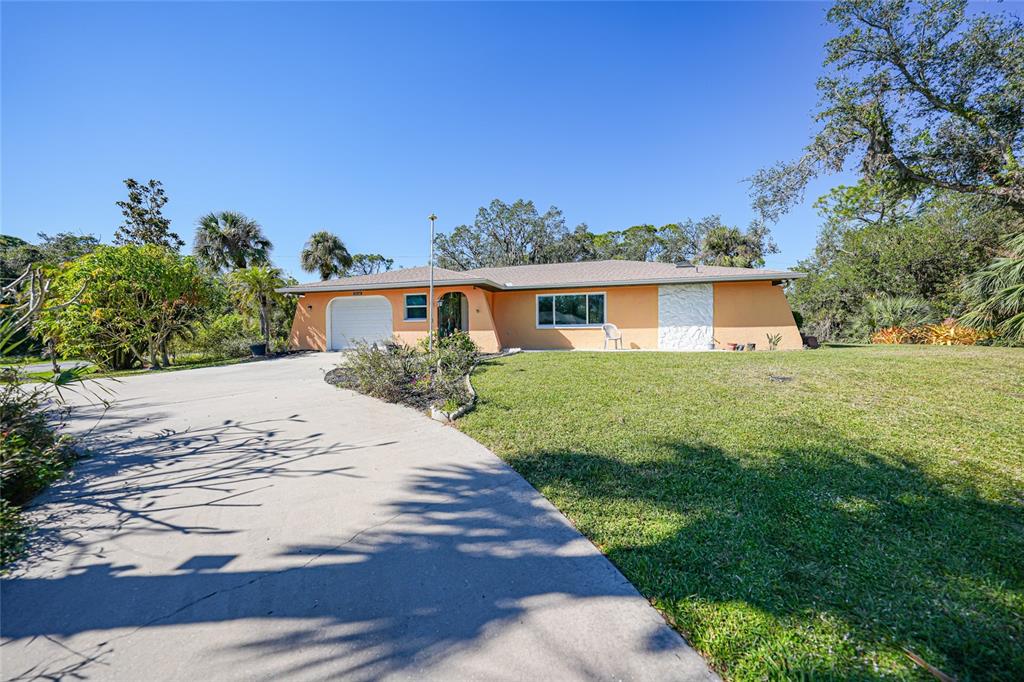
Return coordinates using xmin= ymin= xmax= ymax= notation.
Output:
xmin=1 ymin=353 xmax=715 ymax=681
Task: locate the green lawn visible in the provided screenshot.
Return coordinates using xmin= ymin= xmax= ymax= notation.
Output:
xmin=18 ymin=355 xmax=250 ymax=382
xmin=458 ymin=346 xmax=1024 ymax=680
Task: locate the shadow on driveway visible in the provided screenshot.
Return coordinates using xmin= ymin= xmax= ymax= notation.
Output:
xmin=3 ymin=406 xmax=705 ymax=680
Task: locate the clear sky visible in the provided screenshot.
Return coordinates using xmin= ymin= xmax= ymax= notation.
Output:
xmin=2 ymin=1 xmax=858 ymax=279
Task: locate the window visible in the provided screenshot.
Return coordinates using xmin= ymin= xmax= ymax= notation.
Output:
xmin=536 ymin=293 xmax=605 ymax=327
xmin=405 ymin=293 xmax=427 ymax=321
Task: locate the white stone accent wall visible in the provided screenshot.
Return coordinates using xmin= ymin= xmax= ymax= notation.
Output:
xmin=658 ymin=284 xmax=714 ymax=350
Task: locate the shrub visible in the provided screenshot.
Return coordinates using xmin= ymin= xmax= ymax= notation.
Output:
xmin=35 ymin=245 xmax=216 ymax=369
xmin=341 ymin=340 xmax=432 ymax=407
xmin=871 ymin=326 xmax=915 ymax=344
xmin=421 ymin=331 xmax=480 ymax=377
xmin=960 ymin=230 xmax=1024 ymax=343
xmin=2 ymin=269 xmax=92 ymax=567
xmin=852 ymin=295 xmax=935 ymax=341
xmin=336 ymin=332 xmax=480 ymax=411
xmin=871 ymin=320 xmax=988 ymax=346
xmin=0 ymin=499 xmax=26 ymax=564
xmin=184 ymin=312 xmax=258 ymax=359
xmin=1 ymin=372 xmax=77 ymax=565
xmin=914 ymin=320 xmax=988 ymax=345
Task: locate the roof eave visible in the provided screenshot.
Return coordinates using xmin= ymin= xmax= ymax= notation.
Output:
xmin=276 ymin=277 xmax=504 ymax=294
xmin=276 ymin=271 xmax=805 ymax=294
xmin=497 ymin=272 xmax=806 ymax=290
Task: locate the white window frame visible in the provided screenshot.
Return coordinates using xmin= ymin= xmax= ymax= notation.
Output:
xmin=404 ymin=293 xmax=428 ymax=322
xmin=535 ymin=291 xmax=607 ymax=329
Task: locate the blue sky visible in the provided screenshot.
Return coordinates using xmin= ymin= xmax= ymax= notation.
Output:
xmin=3 ymin=1 xmax=855 ymax=278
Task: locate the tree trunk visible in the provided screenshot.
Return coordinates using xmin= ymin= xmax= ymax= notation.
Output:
xmin=261 ymin=303 xmax=272 ymax=353
xmin=160 ymin=339 xmax=170 ymax=367
xmin=48 ymin=339 xmax=60 ymax=374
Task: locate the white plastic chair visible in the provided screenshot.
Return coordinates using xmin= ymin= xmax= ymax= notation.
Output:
xmin=602 ymin=323 xmax=623 ymax=350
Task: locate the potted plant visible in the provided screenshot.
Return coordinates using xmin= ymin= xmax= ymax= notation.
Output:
xmin=767 ymin=333 xmax=782 ymax=351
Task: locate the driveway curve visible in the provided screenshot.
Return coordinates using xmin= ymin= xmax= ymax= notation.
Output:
xmin=1 ymin=353 xmax=714 ymax=681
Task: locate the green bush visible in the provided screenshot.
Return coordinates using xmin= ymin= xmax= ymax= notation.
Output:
xmin=340 ymin=340 xmax=433 ymax=407
xmin=0 ymin=498 xmax=26 ymax=564
xmin=183 ymin=312 xmax=258 ymax=359
xmin=849 ymin=295 xmax=935 ymax=341
xmin=1 ymin=373 xmax=77 ymax=566
xmin=336 ymin=332 xmax=480 ymax=411
xmin=421 ymin=331 xmax=480 ymax=377
xmin=35 ymin=245 xmax=216 ymax=370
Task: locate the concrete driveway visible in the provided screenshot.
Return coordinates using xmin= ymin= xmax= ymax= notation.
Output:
xmin=1 ymin=354 xmax=714 ymax=681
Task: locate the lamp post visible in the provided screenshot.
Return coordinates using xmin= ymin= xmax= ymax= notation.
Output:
xmin=428 ymin=213 xmax=437 ymax=352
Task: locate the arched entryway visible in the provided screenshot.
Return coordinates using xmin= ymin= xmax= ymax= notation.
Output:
xmin=438 ymin=292 xmax=469 ymax=338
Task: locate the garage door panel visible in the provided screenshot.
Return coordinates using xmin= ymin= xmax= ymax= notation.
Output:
xmin=328 ymin=296 xmax=393 ymax=350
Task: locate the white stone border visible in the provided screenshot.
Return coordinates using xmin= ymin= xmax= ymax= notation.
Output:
xmin=429 ymin=349 xmax=522 ymax=423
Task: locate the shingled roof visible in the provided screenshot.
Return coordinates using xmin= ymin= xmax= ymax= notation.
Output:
xmin=278 ymin=260 xmax=804 ymax=293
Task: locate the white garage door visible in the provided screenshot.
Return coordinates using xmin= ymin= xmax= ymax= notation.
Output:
xmin=328 ymin=296 xmax=393 ymax=350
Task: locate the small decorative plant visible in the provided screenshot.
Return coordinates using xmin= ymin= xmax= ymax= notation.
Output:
xmin=767 ymin=333 xmax=782 ymax=351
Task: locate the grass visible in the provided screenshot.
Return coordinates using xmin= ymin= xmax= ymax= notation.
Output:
xmin=458 ymin=345 xmax=1024 ymax=680
xmin=0 ymin=355 xmax=47 ymax=366
xmin=21 ymin=354 xmax=250 ymax=382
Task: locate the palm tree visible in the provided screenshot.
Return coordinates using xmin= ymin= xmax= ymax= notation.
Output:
xmin=228 ymin=266 xmax=287 ymax=352
xmin=961 ymin=231 xmax=1024 ymax=342
xmin=300 ymin=231 xmax=352 ymax=280
xmin=193 ymin=211 xmax=272 ymax=272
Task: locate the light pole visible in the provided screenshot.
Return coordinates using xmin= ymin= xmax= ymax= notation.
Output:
xmin=428 ymin=213 xmax=437 ymax=352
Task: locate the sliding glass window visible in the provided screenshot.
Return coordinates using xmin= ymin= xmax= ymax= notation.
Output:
xmin=536 ymin=293 xmax=605 ymax=327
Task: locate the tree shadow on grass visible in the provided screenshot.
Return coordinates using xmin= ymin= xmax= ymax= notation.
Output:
xmin=1 ymin=462 xmax=698 ymax=681
xmin=504 ymin=436 xmax=1024 ymax=679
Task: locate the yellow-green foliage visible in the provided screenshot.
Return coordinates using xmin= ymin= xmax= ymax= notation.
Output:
xmin=872 ymin=321 xmax=988 ymax=346
xmin=35 ymin=245 xmax=215 ymax=369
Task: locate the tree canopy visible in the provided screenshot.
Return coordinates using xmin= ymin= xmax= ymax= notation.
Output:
xmin=113 ymin=179 xmax=184 ymax=249
xmin=434 ymin=199 xmax=570 ymax=270
xmin=749 ymin=0 xmax=1024 ymax=221
xmin=788 ymin=192 xmax=1011 ymax=340
xmin=36 ymin=245 xmax=215 ymax=369
xmin=193 ymin=211 xmax=273 ymax=272
xmin=349 ymin=253 xmax=394 ymax=275
xmin=228 ymin=266 xmax=289 ymax=351
xmin=960 ymin=230 xmax=1024 ymax=341
xmin=434 ymin=199 xmax=778 ymax=270
xmin=1 ymin=232 xmax=100 ymax=283
xmin=300 ymin=231 xmax=352 ymax=280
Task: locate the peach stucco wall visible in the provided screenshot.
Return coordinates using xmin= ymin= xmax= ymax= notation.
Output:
xmin=491 ymin=286 xmax=658 ymax=350
xmin=712 ymin=281 xmax=802 ymax=350
xmin=288 ymin=286 xmax=502 ymax=353
xmin=288 ymin=279 xmax=802 ymax=352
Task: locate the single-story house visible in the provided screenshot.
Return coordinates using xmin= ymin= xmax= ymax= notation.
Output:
xmin=279 ymin=260 xmax=806 ymax=353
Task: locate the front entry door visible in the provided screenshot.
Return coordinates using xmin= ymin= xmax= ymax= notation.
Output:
xmin=438 ymin=292 xmax=468 ymax=338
